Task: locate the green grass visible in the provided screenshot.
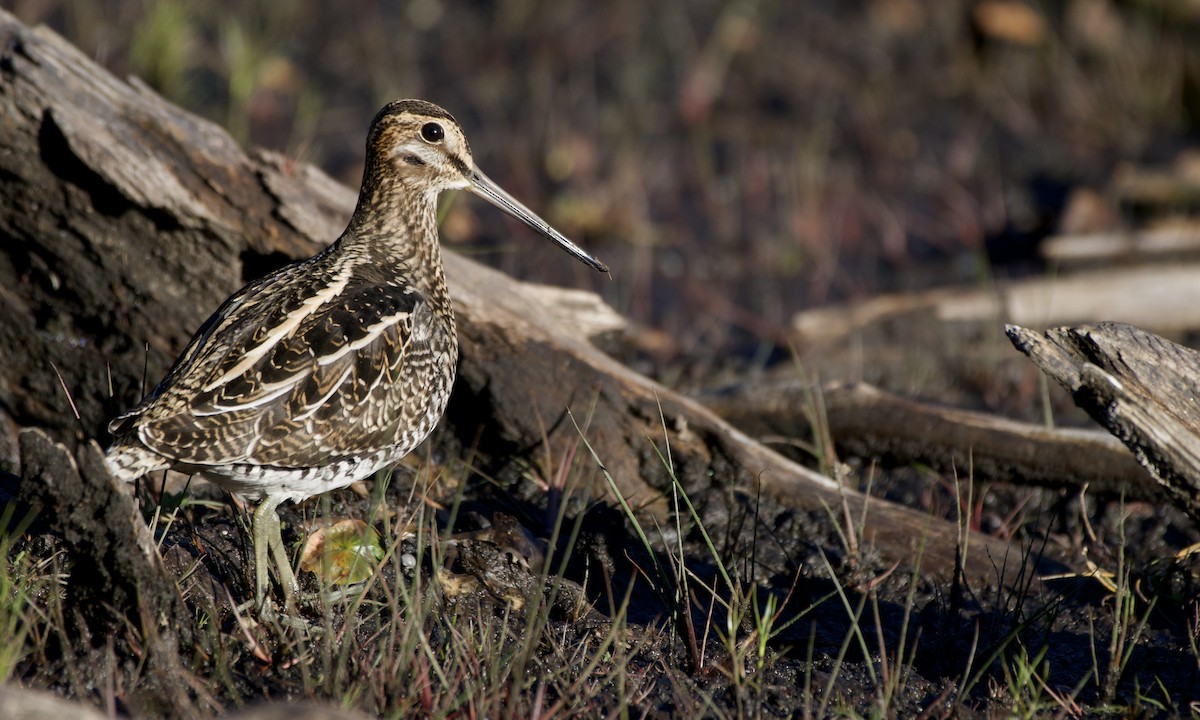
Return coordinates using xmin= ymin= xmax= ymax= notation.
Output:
xmin=170 ymin=458 xmax=650 ymax=717
xmin=0 ymin=504 xmax=43 ymax=683
xmin=3 ymin=403 xmax=1198 ymax=717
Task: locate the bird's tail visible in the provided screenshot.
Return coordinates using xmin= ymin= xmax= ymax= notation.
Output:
xmin=105 ymin=443 xmax=169 ymax=482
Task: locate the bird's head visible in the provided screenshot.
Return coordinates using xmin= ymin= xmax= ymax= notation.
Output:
xmin=365 ymin=100 xmax=608 ymax=273
xmin=368 ymin=99 xmax=474 ymax=193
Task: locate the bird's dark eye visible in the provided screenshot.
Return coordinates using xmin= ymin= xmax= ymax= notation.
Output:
xmin=420 ymin=122 xmax=445 ymax=143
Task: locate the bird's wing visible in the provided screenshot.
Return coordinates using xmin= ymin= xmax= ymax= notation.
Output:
xmin=129 ymin=265 xmax=452 ymax=469
xmin=107 ymin=260 xmax=309 ymax=435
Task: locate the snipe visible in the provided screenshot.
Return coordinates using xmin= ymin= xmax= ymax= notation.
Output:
xmin=106 ymin=99 xmax=607 ymax=610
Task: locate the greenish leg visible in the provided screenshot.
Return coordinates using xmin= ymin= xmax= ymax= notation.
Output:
xmin=253 ymin=497 xmax=298 ymax=611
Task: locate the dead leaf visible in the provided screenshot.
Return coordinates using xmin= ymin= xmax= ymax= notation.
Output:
xmin=298 ymin=518 xmax=384 ymax=586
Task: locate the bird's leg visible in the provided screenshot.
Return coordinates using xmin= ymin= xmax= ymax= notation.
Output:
xmin=270 ymin=513 xmax=300 ymax=610
xmin=252 ymin=497 xmax=277 ymax=611
xmin=253 ymin=496 xmax=299 ymax=612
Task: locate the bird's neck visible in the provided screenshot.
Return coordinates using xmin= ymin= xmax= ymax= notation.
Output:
xmin=341 ymin=177 xmax=451 ymax=312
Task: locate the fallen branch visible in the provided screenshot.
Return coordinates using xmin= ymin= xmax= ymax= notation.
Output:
xmin=1007 ymin=322 xmax=1200 ymax=523
xmin=792 ymin=265 xmax=1200 ymax=345
xmin=700 ymin=380 xmax=1154 ymax=500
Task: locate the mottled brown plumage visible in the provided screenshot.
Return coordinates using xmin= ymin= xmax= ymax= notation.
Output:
xmin=106 ymin=99 xmax=607 ymax=610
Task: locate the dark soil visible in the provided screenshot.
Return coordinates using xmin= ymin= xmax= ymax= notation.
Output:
xmin=8 ymin=413 xmax=1200 ymax=716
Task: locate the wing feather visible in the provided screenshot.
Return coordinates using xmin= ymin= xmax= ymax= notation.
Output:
xmin=129 ymin=261 xmax=452 ymax=469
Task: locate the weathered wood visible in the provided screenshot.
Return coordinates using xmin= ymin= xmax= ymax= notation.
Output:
xmin=701 ymin=380 xmax=1155 ymax=499
xmin=0 ymin=684 xmax=108 ymax=720
xmin=1042 ymin=221 xmax=1200 ymax=266
xmin=1007 ymin=322 xmax=1200 ymax=522
xmin=14 ymin=429 xmax=200 ymax=717
xmin=0 ymin=9 xmax=1033 ymax=590
xmin=792 ymin=265 xmax=1200 ymax=345
xmin=1111 ymin=154 xmax=1200 ymax=210
xmin=0 ymin=683 xmax=371 ymax=720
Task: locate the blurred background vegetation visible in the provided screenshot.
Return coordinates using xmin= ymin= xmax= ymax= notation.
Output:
xmin=10 ymin=0 xmax=1200 ymax=382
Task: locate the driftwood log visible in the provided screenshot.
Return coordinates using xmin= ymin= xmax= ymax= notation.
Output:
xmin=12 ymin=430 xmax=203 ymax=716
xmin=701 ymin=380 xmax=1155 ymax=500
xmin=792 ymin=265 xmax=1200 ymax=345
xmin=1042 ymin=221 xmax=1200 ymax=266
xmin=1007 ymin=322 xmax=1200 ymax=523
xmin=0 ymin=8 xmax=1045 ymax=667
xmin=0 ymin=683 xmax=372 ymax=720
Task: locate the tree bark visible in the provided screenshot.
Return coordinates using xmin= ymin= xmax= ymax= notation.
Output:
xmin=1007 ymin=321 xmax=1200 ymax=522
xmin=13 ymin=430 xmax=202 ymax=717
xmin=701 ymin=380 xmax=1155 ymax=500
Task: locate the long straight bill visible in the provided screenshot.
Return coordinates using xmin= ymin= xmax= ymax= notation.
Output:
xmin=468 ymin=167 xmax=609 ymax=274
